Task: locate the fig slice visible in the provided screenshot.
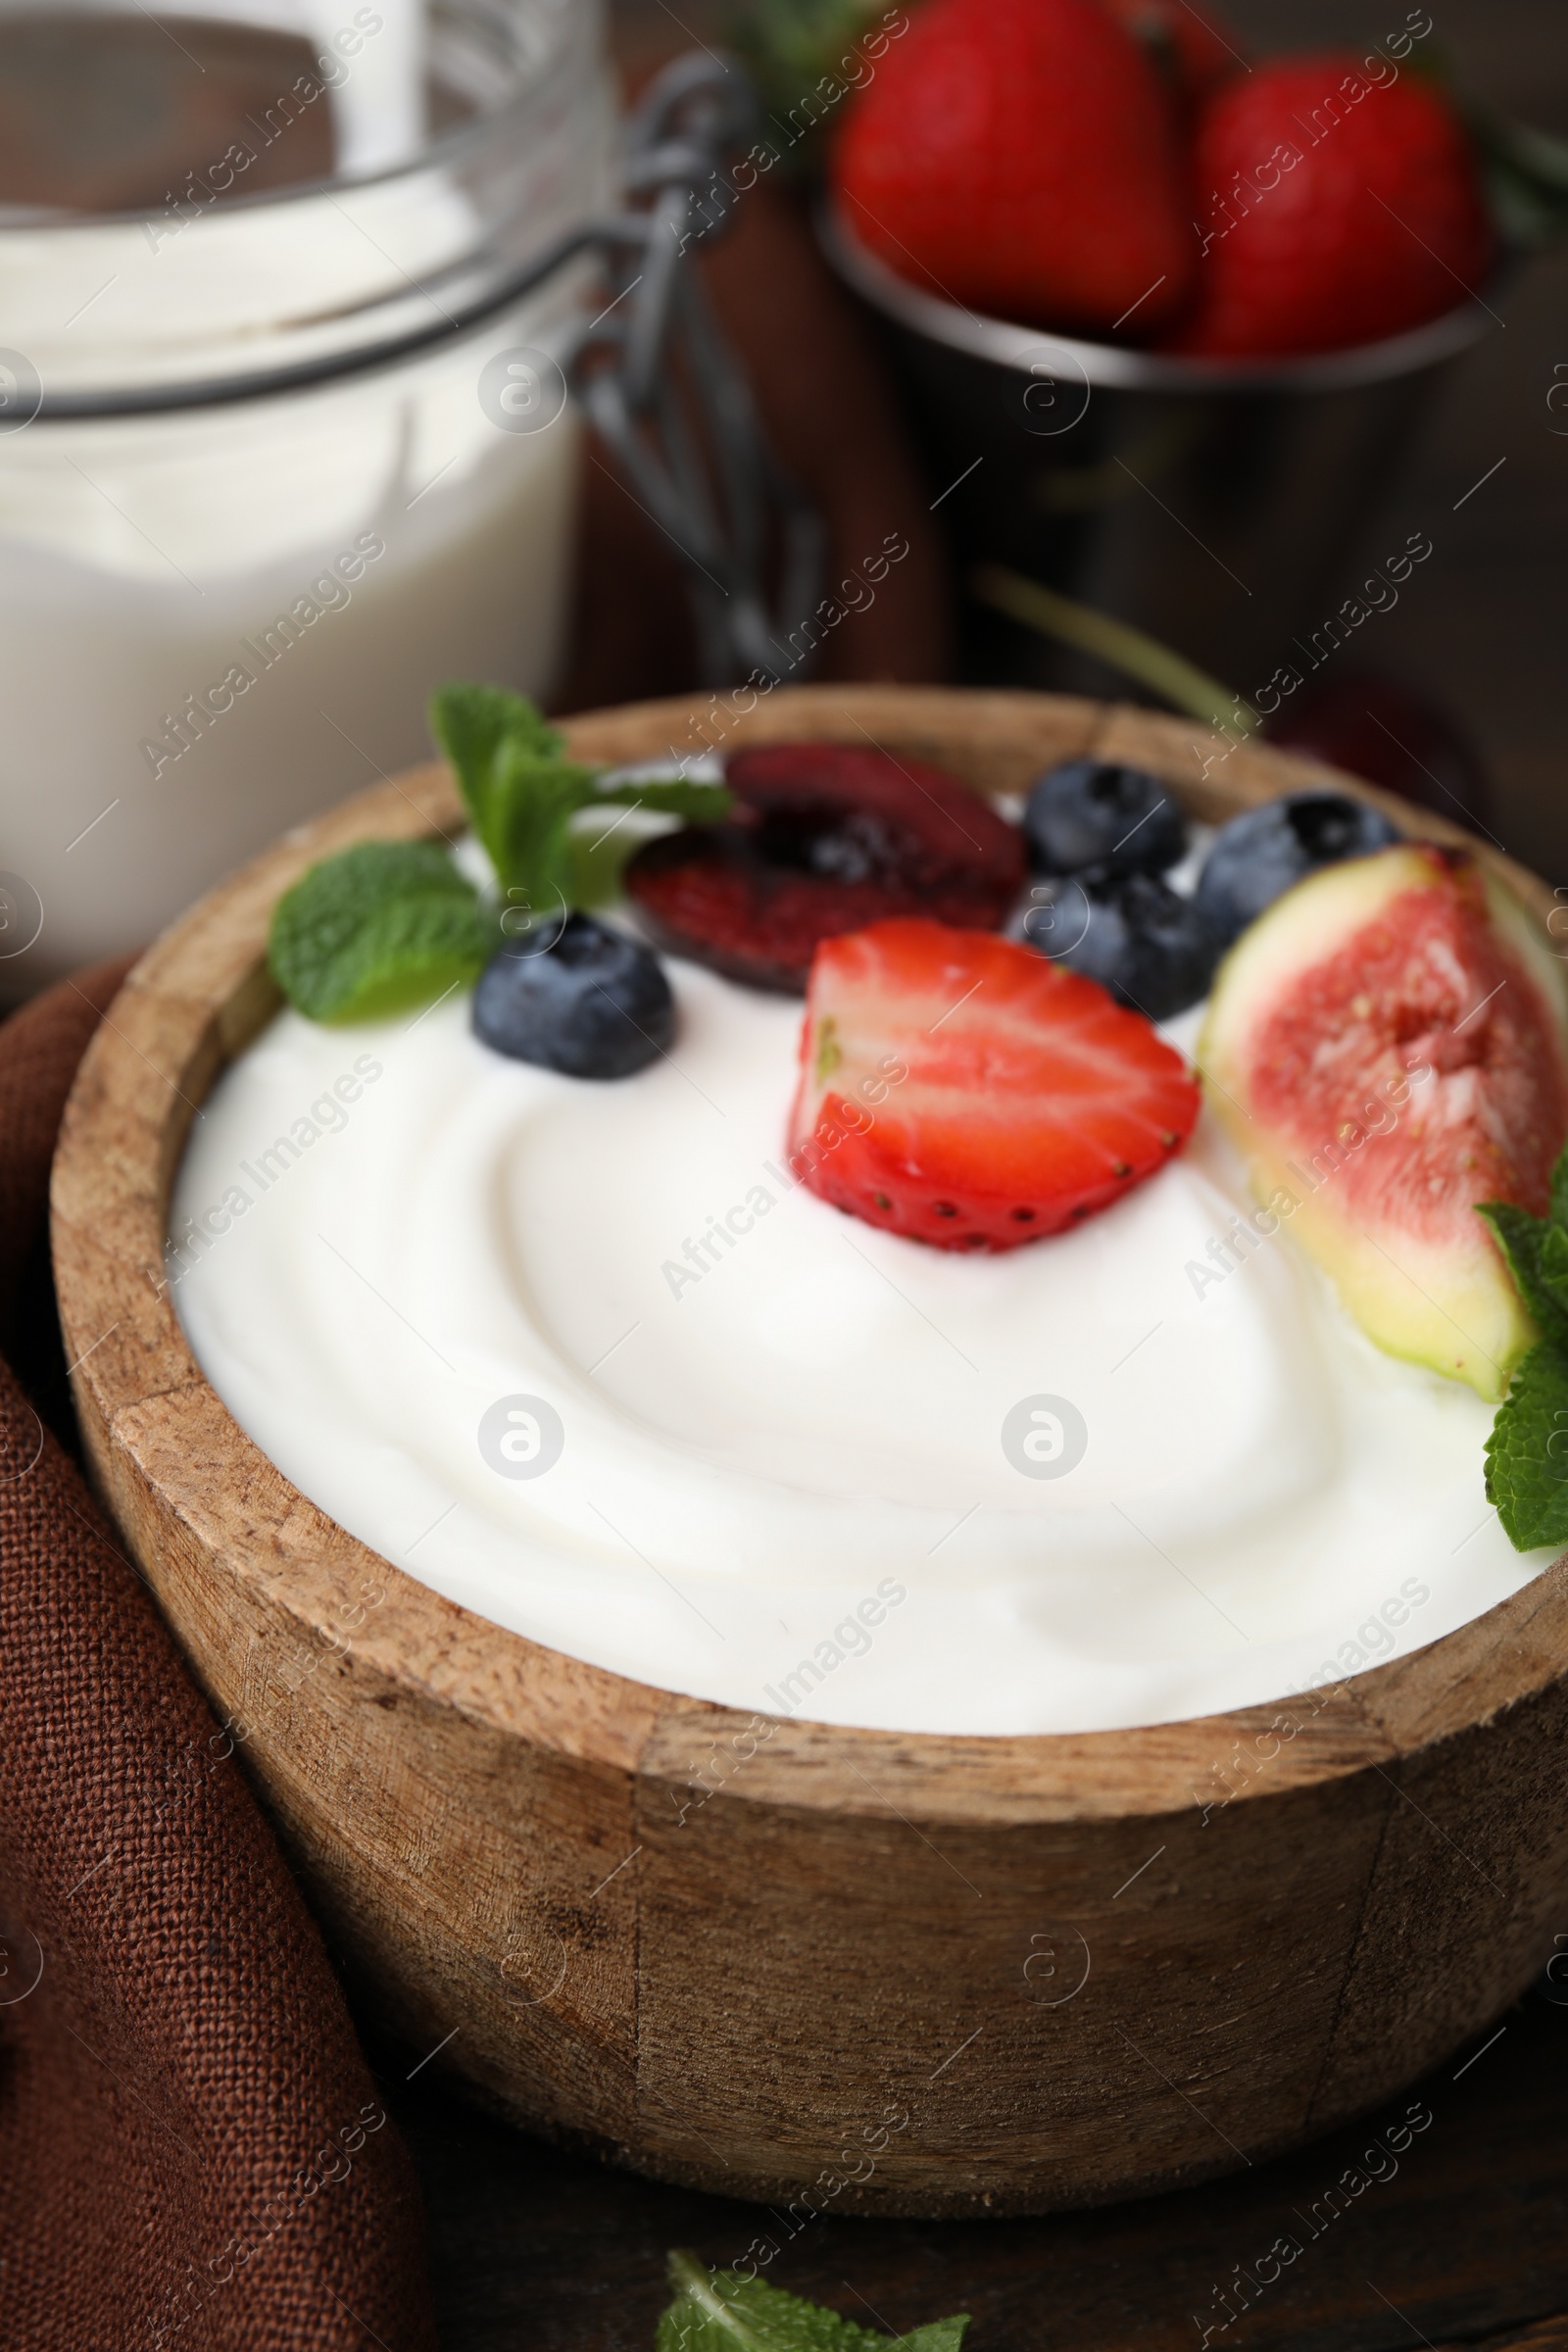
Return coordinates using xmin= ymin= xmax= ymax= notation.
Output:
xmin=1200 ymin=843 xmax=1568 ymax=1401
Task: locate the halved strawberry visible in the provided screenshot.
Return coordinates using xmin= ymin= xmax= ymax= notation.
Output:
xmin=787 ymin=919 xmax=1200 ymax=1250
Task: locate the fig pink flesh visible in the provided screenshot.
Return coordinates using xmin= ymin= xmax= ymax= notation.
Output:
xmin=1243 ymin=869 xmax=1568 ymax=1244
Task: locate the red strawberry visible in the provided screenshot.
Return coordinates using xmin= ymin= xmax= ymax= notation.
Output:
xmin=787 ymin=919 xmax=1200 ymax=1251
xmin=1173 ymin=56 xmax=1494 ymax=357
xmin=1096 ymin=0 xmax=1242 ymax=110
xmin=833 ymin=0 xmax=1195 ymax=336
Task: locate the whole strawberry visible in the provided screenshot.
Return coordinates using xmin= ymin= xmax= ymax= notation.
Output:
xmin=833 ymin=0 xmax=1194 ymax=335
xmin=1174 ymin=56 xmax=1494 ymax=357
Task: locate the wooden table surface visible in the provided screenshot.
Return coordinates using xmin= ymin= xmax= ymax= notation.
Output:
xmin=406 ymin=2 xmax=1568 ymax=2338
xmin=379 ymin=1967 xmax=1568 ymax=2351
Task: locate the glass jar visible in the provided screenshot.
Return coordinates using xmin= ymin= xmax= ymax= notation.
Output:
xmin=0 ymin=0 xmax=614 ymax=995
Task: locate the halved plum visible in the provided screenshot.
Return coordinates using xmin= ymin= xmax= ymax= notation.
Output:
xmin=1200 ymin=844 xmax=1568 ymax=1399
xmin=623 ymin=742 xmax=1026 ymax=993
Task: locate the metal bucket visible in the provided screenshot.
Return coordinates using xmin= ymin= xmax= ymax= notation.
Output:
xmin=819 ymin=205 xmax=1495 ymax=706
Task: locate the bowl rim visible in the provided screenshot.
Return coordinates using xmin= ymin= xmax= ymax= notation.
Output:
xmin=817 ymin=201 xmax=1498 ymax=394
xmin=51 ymin=682 xmax=1568 ymax=1831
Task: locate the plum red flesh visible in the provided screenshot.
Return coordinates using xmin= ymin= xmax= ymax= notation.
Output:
xmin=624 ymin=743 xmax=1026 ymax=993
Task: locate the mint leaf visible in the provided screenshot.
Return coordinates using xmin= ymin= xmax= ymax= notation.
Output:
xmin=270 ymin=682 xmax=734 ymax=1027
xmin=430 ymin=683 xmax=595 ymax=892
xmin=430 ymin=679 xmax=564 ymax=804
xmin=429 ymin=680 xmax=729 ymax=907
xmin=1477 ymin=1200 xmax=1568 ymax=1350
xmin=657 ymin=2252 xmax=969 ymax=2352
xmin=1484 ymin=1340 xmax=1568 ymax=1550
xmin=268 ymin=840 xmax=489 ymax=1022
xmin=481 ymin=734 xmax=601 ymax=909
xmin=615 ymin=779 xmax=733 ymax=822
xmin=477 ymin=753 xmax=736 ymax=914
xmin=1542 ymin=1223 xmax=1568 ymax=1320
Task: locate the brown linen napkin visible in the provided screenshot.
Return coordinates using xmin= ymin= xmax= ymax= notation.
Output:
xmin=0 ymin=964 xmax=437 ymax=2352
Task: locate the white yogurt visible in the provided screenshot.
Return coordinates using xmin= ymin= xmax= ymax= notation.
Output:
xmin=169 ymin=957 xmax=1551 ymax=1736
xmin=0 ymin=348 xmax=584 ymax=992
xmin=0 ymin=0 xmax=612 ymax=995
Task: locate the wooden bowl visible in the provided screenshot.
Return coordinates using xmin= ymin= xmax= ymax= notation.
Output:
xmin=52 ymin=685 xmax=1568 ymax=2219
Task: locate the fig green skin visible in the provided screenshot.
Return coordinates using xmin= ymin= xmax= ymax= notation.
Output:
xmin=1199 ymin=846 xmax=1568 ymax=1403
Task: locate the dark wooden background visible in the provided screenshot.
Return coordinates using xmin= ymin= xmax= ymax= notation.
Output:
xmin=1206 ymin=0 xmax=1568 ymax=891
xmin=379 ymin=1970 xmax=1568 ymax=2351
xmin=400 ymin=2 xmax=1568 ymax=2340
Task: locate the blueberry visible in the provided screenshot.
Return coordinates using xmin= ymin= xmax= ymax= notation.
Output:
xmin=1195 ymin=791 xmax=1401 ymax=946
xmin=472 ymin=912 xmax=674 ymax=1078
xmin=1031 ymin=872 xmax=1219 ymax=1022
xmin=1023 ymin=760 xmax=1187 ymax=879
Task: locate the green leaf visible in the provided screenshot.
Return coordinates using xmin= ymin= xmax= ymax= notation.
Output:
xmin=1542 ymin=1224 xmax=1568 ymax=1320
xmin=430 ymin=679 xmax=564 ymax=810
xmin=656 ymin=2252 xmax=969 ymax=2352
xmin=480 ymin=736 xmax=601 ymax=910
xmin=431 ymin=679 xmax=733 ymax=910
xmin=620 ymin=778 xmax=734 ymax=824
xmin=477 ymin=764 xmax=730 ymax=906
xmin=270 ymin=688 xmax=734 ymax=1025
xmin=1463 ymin=96 xmax=1568 ymax=250
xmin=429 ymin=681 xmax=730 ymax=908
xmin=429 ymin=682 xmax=594 ymax=893
xmin=1484 ymin=1341 xmax=1568 ymax=1550
xmin=727 ymin=0 xmax=887 ymax=172
xmin=1476 ymin=1200 xmax=1567 ymax=1349
xmin=564 ymin=816 xmax=639 ymax=909
xmin=268 ymin=840 xmax=489 ymax=1022
xmin=1549 ymin=1140 xmax=1568 ymax=1236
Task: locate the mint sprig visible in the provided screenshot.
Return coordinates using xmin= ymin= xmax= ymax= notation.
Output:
xmin=1479 ymin=1145 xmax=1568 ymax=1549
xmin=657 ymin=2250 xmax=969 ymax=2352
xmin=429 ymin=680 xmax=729 ymax=910
xmin=267 ymin=841 xmax=490 ymax=1022
xmin=266 ymin=683 xmax=730 ymax=1022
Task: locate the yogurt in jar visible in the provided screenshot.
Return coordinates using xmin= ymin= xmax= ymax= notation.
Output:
xmin=0 ymin=0 xmax=612 ymax=994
